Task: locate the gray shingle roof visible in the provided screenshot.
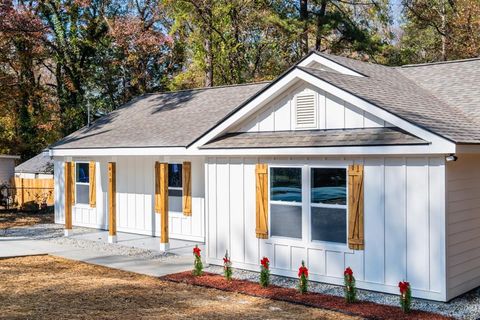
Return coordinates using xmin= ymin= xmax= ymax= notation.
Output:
xmin=15 ymin=152 xmax=53 ymax=174
xmin=398 ymin=59 xmax=480 ymax=124
xmin=299 ymin=66 xmax=480 ymax=143
xmin=51 ymin=83 xmax=268 ymax=149
xmin=201 ymin=127 xmax=427 ymax=149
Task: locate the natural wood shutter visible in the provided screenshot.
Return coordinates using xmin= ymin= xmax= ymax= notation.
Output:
xmin=89 ymin=161 xmax=96 ymax=208
xmin=348 ymin=164 xmax=364 ymax=250
xmin=70 ymin=161 xmax=75 ymax=204
xmin=182 ymin=161 xmax=192 ymax=216
xmin=154 ymin=162 xmax=160 ymax=213
xmin=255 ymin=163 xmax=268 ymax=239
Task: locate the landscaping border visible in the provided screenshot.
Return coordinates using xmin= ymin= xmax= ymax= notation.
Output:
xmin=161 ymin=271 xmax=452 ymax=320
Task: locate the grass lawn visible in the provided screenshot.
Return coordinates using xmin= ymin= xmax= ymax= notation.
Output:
xmin=0 ymin=210 xmax=53 ymax=230
xmin=0 ymin=256 xmax=359 ymax=320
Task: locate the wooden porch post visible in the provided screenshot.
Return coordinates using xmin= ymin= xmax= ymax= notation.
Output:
xmin=64 ymin=162 xmax=73 ymax=236
xmin=158 ymin=162 xmax=169 ymax=251
xmin=108 ymin=162 xmax=117 ymax=243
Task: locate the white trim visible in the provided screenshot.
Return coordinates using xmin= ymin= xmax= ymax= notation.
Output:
xmin=50 ymin=147 xmax=189 ymax=157
xmin=297 ymin=53 xmax=364 ymax=77
xmin=0 ymin=155 xmax=20 ymax=159
xmin=191 ymin=68 xmax=455 ymax=153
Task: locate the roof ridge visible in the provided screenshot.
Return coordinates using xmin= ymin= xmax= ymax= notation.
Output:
xmin=401 ymin=57 xmax=480 ymax=68
xmin=143 ymin=81 xmax=271 ymax=96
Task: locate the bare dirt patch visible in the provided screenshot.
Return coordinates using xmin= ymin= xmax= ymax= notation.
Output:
xmin=163 ymin=271 xmax=452 ymax=320
xmin=0 ymin=211 xmax=53 ymax=230
xmin=0 ymin=256 xmax=360 ymax=320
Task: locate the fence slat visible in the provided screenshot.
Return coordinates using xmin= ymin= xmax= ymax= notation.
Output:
xmin=9 ymin=177 xmax=55 ymax=208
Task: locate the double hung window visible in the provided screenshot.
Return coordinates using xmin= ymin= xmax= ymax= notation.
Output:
xmin=168 ymin=163 xmax=183 ymax=213
xmin=75 ymin=162 xmax=90 ymax=205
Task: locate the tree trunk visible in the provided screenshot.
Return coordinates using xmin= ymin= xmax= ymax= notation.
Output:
xmin=315 ymin=0 xmax=327 ymax=51
xmin=440 ymin=0 xmax=447 ymax=61
xmin=300 ymin=0 xmax=309 ymax=55
xmin=204 ymin=1 xmax=214 ymax=87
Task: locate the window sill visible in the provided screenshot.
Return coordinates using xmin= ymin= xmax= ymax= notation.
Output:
xmin=266 ymin=236 xmax=353 ymax=253
xmin=73 ymin=203 xmax=92 ymax=209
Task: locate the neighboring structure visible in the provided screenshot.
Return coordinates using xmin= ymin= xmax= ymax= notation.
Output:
xmin=0 ymin=154 xmax=20 ymax=185
xmin=50 ymin=51 xmax=480 ymax=302
xmin=15 ymin=150 xmax=54 ymax=179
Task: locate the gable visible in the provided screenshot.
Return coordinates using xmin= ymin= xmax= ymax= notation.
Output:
xmin=232 ymin=81 xmax=392 ymax=133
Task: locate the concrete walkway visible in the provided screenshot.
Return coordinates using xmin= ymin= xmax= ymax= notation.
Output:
xmin=0 ymin=228 xmax=202 ymax=278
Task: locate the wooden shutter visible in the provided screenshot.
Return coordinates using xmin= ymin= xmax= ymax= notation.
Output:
xmin=70 ymin=161 xmax=75 ymax=204
xmin=255 ymin=164 xmax=268 ymax=239
xmin=154 ymin=162 xmax=160 ymax=213
xmin=348 ymin=164 xmax=364 ymax=250
xmin=182 ymin=161 xmax=192 ymax=216
xmin=89 ymin=161 xmax=96 ymax=208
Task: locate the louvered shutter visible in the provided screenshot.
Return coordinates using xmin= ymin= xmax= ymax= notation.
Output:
xmin=89 ymin=161 xmax=96 ymax=208
xmin=255 ymin=164 xmax=268 ymax=239
xmin=182 ymin=161 xmax=192 ymax=216
xmin=348 ymin=164 xmax=364 ymax=250
xmin=295 ymin=92 xmax=317 ymax=128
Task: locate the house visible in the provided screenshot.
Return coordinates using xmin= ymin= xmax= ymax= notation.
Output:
xmin=49 ymin=51 xmax=480 ymax=302
xmin=15 ymin=150 xmax=54 ymax=179
xmin=0 ymin=154 xmax=20 ymax=185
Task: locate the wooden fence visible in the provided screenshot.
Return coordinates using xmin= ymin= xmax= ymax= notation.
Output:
xmin=10 ymin=177 xmax=54 ymax=208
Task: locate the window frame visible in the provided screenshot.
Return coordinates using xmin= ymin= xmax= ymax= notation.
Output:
xmin=74 ymin=161 xmax=90 ymax=207
xmin=309 ymin=166 xmax=348 ymax=246
xmin=267 ymin=163 xmax=350 ymax=251
xmin=168 ymin=163 xmax=183 ymax=214
xmin=268 ymin=165 xmax=304 ymax=241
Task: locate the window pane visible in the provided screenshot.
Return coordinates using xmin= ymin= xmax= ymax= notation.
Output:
xmin=311 ymin=207 xmax=346 ymax=243
xmin=311 ymin=168 xmax=346 ymax=205
xmin=270 ymin=168 xmax=302 ymax=202
xmin=271 ymin=204 xmax=302 ymax=239
xmin=168 ymin=164 xmax=182 ymax=188
xmin=76 ymin=163 xmax=89 ymax=183
xmin=169 ymin=195 xmax=182 ymax=212
xmin=76 ymin=184 xmax=89 ymax=205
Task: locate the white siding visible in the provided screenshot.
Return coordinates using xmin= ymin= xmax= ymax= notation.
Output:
xmin=234 ymin=82 xmax=388 ymax=133
xmin=54 ymin=156 xmax=205 ymax=242
xmin=206 ymin=156 xmax=446 ymax=301
xmin=446 ymin=154 xmax=480 ymax=300
xmin=0 ymin=158 xmax=16 ymax=185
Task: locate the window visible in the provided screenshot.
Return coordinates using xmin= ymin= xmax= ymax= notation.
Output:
xmin=270 ymin=167 xmax=302 ymax=239
xmin=75 ymin=162 xmax=89 ymax=205
xmin=168 ymin=163 xmax=182 ymax=213
xmin=310 ymin=168 xmax=347 ymax=244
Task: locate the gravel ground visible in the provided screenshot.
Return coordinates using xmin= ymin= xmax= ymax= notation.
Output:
xmin=3 ymin=223 xmax=480 ymax=319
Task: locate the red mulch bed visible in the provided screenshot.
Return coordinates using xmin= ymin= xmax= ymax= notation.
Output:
xmin=161 ymin=272 xmax=452 ymax=320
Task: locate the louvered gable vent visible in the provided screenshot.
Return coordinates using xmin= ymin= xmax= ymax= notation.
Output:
xmin=295 ymin=92 xmax=317 ymax=128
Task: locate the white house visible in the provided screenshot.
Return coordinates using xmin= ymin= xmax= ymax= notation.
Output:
xmin=0 ymin=154 xmax=20 ymax=185
xmin=49 ymin=51 xmax=480 ymax=302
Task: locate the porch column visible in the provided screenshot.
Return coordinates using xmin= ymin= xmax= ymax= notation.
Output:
xmin=108 ymin=162 xmax=117 ymax=243
xmin=64 ymin=162 xmax=73 ymax=236
xmin=156 ymin=162 xmax=169 ymax=251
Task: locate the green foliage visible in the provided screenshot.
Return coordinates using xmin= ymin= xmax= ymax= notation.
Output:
xmin=259 ymin=257 xmax=270 ymax=288
xmin=223 ymin=251 xmax=232 ymax=281
xmin=298 ymin=260 xmax=308 ymax=294
xmin=193 ymin=245 xmax=203 ymax=276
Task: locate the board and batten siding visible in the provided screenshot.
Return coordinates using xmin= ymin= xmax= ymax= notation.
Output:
xmin=206 ymin=156 xmax=447 ymax=301
xmin=233 ymin=82 xmax=390 ymax=133
xmin=446 ymin=153 xmax=480 ymax=300
xmin=54 ymin=156 xmax=205 ymax=242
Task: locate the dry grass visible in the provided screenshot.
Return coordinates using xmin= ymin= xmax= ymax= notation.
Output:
xmin=0 ymin=256 xmax=360 ymax=320
xmin=0 ymin=211 xmax=53 ymax=230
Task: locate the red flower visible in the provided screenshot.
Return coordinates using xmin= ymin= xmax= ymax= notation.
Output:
xmin=398 ymin=281 xmax=410 ymax=294
xmin=223 ymin=257 xmax=230 ymax=264
xmin=344 ymin=267 xmax=353 ymax=276
xmin=260 ymin=257 xmax=269 ymax=269
xmin=193 ymin=246 xmax=201 ymax=257
xmin=298 ymin=266 xmax=309 ymax=278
